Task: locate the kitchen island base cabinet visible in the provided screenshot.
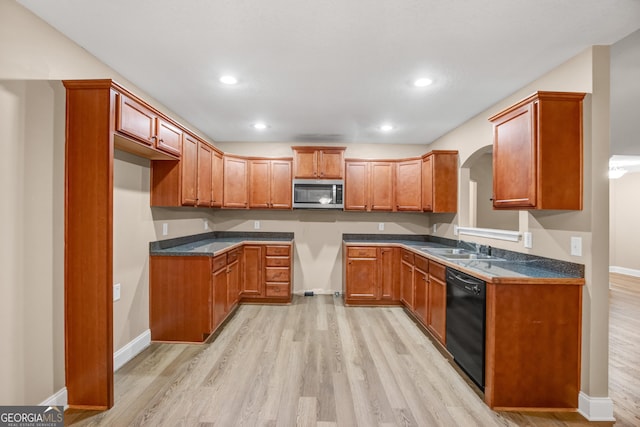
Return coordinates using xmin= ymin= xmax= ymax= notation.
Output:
xmin=484 ymin=282 xmax=583 ymax=410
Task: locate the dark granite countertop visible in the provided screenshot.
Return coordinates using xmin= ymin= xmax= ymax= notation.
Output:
xmin=150 ymin=231 xmax=294 ymax=257
xmin=343 ymin=233 xmax=584 ymax=283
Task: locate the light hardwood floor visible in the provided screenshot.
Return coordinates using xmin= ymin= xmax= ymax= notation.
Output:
xmin=64 ymin=285 xmax=638 ymax=426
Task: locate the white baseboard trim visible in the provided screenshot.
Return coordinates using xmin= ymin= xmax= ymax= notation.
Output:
xmin=114 ymin=329 xmax=151 ymax=372
xmin=39 ymin=387 xmax=67 ymax=409
xmin=578 ymin=392 xmax=615 ymax=422
xmin=609 ymin=265 xmax=640 ymax=278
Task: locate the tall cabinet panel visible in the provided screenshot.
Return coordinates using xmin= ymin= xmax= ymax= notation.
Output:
xmin=181 ymin=134 xmax=199 ymax=206
xmin=223 ymin=155 xmax=249 ymax=208
xmin=197 ymin=142 xmax=213 ymax=207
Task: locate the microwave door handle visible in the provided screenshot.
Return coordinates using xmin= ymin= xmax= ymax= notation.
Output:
xmin=333 ymin=185 xmax=337 ymax=206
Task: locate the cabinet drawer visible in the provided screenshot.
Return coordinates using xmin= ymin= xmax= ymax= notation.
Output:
xmin=347 ymin=247 xmax=378 ymax=258
xmin=265 ymin=283 xmax=290 ymax=297
xmin=266 ymin=257 xmax=290 ymax=267
xmin=265 ymin=267 xmax=290 ymax=282
xmin=227 ymin=249 xmax=240 ymax=263
xmin=266 ymin=246 xmax=290 ymax=256
xmin=414 ymin=255 xmax=429 ymax=272
xmin=429 ymin=260 xmax=446 ymax=281
xmin=401 ymin=249 xmax=415 ymax=264
xmin=212 ymin=254 xmax=227 ymax=272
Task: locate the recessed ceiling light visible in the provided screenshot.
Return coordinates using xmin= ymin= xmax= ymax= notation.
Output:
xmin=253 ymin=122 xmax=268 ymax=130
xmin=380 ymin=124 xmax=394 ymax=132
xmin=413 ymin=77 xmax=433 ymax=87
xmin=220 ymin=75 xmax=238 ymax=85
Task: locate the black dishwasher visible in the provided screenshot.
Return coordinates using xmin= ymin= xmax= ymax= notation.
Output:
xmin=445 ymin=267 xmax=486 ymax=390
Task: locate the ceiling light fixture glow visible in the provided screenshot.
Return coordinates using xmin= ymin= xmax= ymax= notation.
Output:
xmin=413 ymin=78 xmax=433 ymax=87
xmin=380 ymin=124 xmax=394 ymax=132
xmin=253 ymin=122 xmax=268 ymax=130
xmin=220 ymin=75 xmax=238 ymax=85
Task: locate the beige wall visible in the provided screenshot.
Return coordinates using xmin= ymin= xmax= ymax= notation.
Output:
xmin=610 ymin=172 xmax=640 ymax=271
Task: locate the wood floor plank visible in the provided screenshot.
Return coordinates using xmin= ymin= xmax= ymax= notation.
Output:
xmin=64 ymin=291 xmax=640 ymax=426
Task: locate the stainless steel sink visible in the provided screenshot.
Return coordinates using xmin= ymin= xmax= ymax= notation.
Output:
xmin=443 ymin=253 xmax=505 ymax=261
xmin=421 ymin=247 xmax=469 ymax=255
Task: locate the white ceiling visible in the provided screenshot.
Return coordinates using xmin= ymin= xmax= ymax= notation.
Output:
xmin=17 ymin=0 xmax=640 ymax=145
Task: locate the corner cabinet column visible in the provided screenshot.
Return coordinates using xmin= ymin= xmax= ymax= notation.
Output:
xmin=63 ymin=80 xmax=115 ymax=409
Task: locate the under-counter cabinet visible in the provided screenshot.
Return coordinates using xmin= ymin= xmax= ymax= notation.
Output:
xmin=292 ymin=146 xmax=345 ymax=179
xmin=242 ymin=244 xmax=293 ymax=302
xmin=489 ymin=91 xmax=585 ymax=210
xmin=399 ymin=249 xmax=415 ymax=309
xmin=422 ymin=151 xmax=458 ymax=213
xmin=413 ymin=255 xmax=429 ymax=324
xmin=427 ymin=260 xmax=446 ymax=344
xmin=344 ymin=246 xmax=399 ymax=305
xmin=150 ymin=256 xmax=215 ymax=343
xmin=248 ymin=158 xmax=293 ymax=209
xmin=344 ymin=160 xmax=395 ymax=211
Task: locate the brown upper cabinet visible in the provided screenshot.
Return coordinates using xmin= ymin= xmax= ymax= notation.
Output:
xmin=211 ymin=150 xmax=224 ymax=208
xmin=248 ymin=158 xmax=293 ymax=209
xmin=395 ymin=158 xmax=422 ymax=211
xmin=292 ymin=146 xmax=346 ymax=179
xmin=196 ymin=141 xmax=213 ymax=207
xmin=223 ymin=155 xmax=249 ymax=208
xmin=344 ymin=160 xmax=395 ymax=211
xmin=422 ymin=151 xmax=458 ymax=213
xmin=489 ymin=91 xmax=585 ymax=210
xmin=116 ymin=93 xmax=182 ymax=157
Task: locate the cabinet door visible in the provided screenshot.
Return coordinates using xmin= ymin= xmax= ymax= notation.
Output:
xmin=414 ymin=268 xmax=428 ymax=325
xmin=156 ymin=119 xmax=182 ymax=157
xmin=395 ymin=159 xmax=422 ymax=211
xmin=319 ymin=149 xmax=344 ymax=179
xmin=227 ymin=259 xmax=240 ymax=309
xmin=370 ymin=161 xmax=394 ymax=211
xmin=379 ymin=247 xmax=397 ymax=300
xmin=116 ymin=94 xmax=156 ymax=146
xmin=428 ymin=261 xmax=447 ymax=344
xmin=270 ymin=160 xmax=293 ymax=209
xmin=346 ymin=257 xmax=379 ymax=300
xmin=492 ymin=102 xmax=536 ymax=208
xmin=400 ymin=260 xmax=414 ymax=309
xmin=223 ymin=156 xmax=248 ymax=208
xmin=242 ymin=245 xmax=263 ymax=297
xmin=293 ymin=149 xmax=318 ymax=178
xmin=197 ymin=142 xmax=213 ymax=207
xmin=422 ymin=155 xmax=434 ymax=211
xmin=249 ymin=159 xmax=271 ymax=209
xmin=344 ymin=161 xmax=368 ymax=211
xmin=212 ymin=265 xmax=228 ymax=329
xmin=181 ymin=134 xmax=199 ymax=206
xmin=211 ymin=151 xmax=224 ymax=208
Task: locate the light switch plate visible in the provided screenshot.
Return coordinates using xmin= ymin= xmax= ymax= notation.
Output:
xmin=571 ymin=236 xmax=582 ymax=256
xmin=204 ymin=219 xmax=209 ymax=230
xmin=454 ymin=225 xmax=459 ymax=236
xmin=378 ymin=223 xmax=385 ymax=231
xmin=523 ymin=232 xmax=533 ymax=248
xmin=433 ymin=224 xmax=437 ymax=233
xmin=162 ymin=223 xmax=168 ymax=236
xmin=254 ymin=221 xmax=260 ymax=230
xmin=113 ymin=283 xmax=121 ymax=302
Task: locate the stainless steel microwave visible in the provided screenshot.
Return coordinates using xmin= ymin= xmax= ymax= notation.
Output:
xmin=292 ymin=179 xmax=344 ymax=209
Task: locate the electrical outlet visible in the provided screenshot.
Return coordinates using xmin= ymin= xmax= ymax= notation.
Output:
xmin=454 ymin=225 xmax=459 ymax=236
xmin=433 ymin=224 xmax=437 ymax=233
xmin=378 ymin=222 xmax=385 ymax=231
xmin=162 ymin=223 xmax=168 ymax=236
xmin=113 ymin=283 xmax=121 ymax=302
xmin=254 ymin=221 xmax=260 ymax=230
xmin=571 ymin=236 xmax=582 ymax=256
xmin=523 ymin=232 xmax=533 ymax=249
xmin=204 ymin=219 xmax=209 ymax=230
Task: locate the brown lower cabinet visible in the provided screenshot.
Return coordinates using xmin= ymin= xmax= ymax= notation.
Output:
xmin=427 ymin=260 xmax=446 ymax=344
xmin=399 ymin=249 xmax=415 ymax=309
xmin=242 ymin=244 xmax=293 ymax=303
xmin=150 ymin=243 xmax=292 ymax=343
xmin=344 ymin=246 xmax=399 ymax=305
